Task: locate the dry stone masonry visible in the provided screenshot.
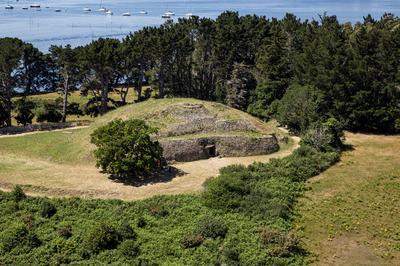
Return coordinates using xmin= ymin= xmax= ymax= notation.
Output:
xmin=153 ymin=103 xmax=280 ymax=162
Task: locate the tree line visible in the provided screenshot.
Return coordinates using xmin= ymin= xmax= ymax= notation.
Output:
xmin=0 ymin=12 xmax=399 ymax=133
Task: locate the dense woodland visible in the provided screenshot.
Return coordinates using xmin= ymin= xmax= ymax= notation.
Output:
xmin=0 ymin=12 xmax=399 ymax=133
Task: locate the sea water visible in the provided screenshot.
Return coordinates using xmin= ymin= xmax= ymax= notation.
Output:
xmin=0 ymin=0 xmax=399 ymax=51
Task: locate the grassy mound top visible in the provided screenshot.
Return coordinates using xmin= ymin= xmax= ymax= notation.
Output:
xmin=0 ymin=98 xmax=283 ymax=165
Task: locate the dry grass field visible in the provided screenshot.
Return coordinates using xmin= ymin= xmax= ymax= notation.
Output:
xmin=295 ymin=133 xmax=400 ymax=266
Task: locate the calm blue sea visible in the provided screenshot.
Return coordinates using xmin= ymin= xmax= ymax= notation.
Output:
xmin=0 ymin=0 xmax=399 ymax=51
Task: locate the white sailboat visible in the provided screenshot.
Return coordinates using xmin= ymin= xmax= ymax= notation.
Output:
xmin=105 ymin=10 xmax=113 ymax=15
xmin=139 ymin=10 xmax=147 ymax=14
xmin=98 ymin=0 xmax=106 ymax=12
xmin=185 ymin=0 xmax=194 ymax=18
xmin=164 ymin=11 xmax=175 ymax=16
xmin=122 ymin=12 xmax=131 ymax=16
xmin=83 ymin=7 xmax=91 ymax=12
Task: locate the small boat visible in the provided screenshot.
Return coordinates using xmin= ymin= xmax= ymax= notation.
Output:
xmin=161 ymin=14 xmax=171 ymax=19
xmin=139 ymin=10 xmax=147 ymax=14
xmin=164 ymin=11 xmax=175 ymax=16
xmin=45 ymin=6 xmax=50 ymax=8
xmin=122 ymin=12 xmax=131 ymax=16
xmin=185 ymin=13 xmax=194 ymax=18
xmin=83 ymin=7 xmax=91 ymax=12
xmin=105 ymin=10 xmax=113 ymax=15
xmin=5 ymin=5 xmax=14 ymax=9
xmin=98 ymin=7 xmax=106 ymax=12
xmin=30 ymin=4 xmax=40 ymax=8
xmin=55 ymin=9 xmax=62 ymax=12
xmin=22 ymin=7 xmax=28 ymax=10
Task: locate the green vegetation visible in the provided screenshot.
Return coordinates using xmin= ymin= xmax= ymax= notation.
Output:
xmin=13 ymin=98 xmax=35 ymax=126
xmin=91 ymin=119 xmax=163 ymax=178
xmin=0 ymin=131 xmax=340 ymax=264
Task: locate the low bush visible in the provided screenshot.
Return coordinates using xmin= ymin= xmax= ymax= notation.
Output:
xmin=82 ymin=223 xmax=121 ymax=255
xmin=302 ymin=118 xmax=344 ymax=152
xmin=14 ymin=98 xmax=35 ymax=126
xmin=40 ymin=201 xmax=57 ymax=218
xmin=11 ymin=185 xmax=26 ymax=202
xmin=117 ymin=223 xmax=136 ymax=240
xmin=35 ymin=103 xmax=63 ymax=123
xmin=57 ymin=224 xmax=73 ymax=238
xmin=181 ymin=233 xmax=204 ymax=248
xmin=196 ymin=216 xmax=228 ymax=239
xmin=118 ymin=240 xmax=140 ymax=258
xmin=258 ymin=228 xmax=299 ymax=257
xmin=0 ymin=223 xmax=41 ymax=253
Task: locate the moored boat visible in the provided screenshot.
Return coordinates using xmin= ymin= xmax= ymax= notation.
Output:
xmin=164 ymin=11 xmax=175 ymax=16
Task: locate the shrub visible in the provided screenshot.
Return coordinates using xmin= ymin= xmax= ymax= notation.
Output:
xmin=35 ymin=103 xmax=62 ymax=123
xmin=40 ymin=201 xmax=57 ymax=218
xmin=82 ymin=223 xmax=121 ymax=254
xmin=302 ymin=118 xmax=344 ymax=151
xmin=258 ymin=228 xmax=299 ymax=257
xmin=117 ymin=223 xmax=136 ymax=240
xmin=395 ymin=119 xmax=400 ymax=133
xmin=276 ymin=84 xmax=324 ymax=133
xmin=118 ymin=240 xmax=140 ymax=258
xmin=0 ymin=99 xmax=8 ymax=128
xmin=57 ymin=224 xmax=73 ymax=238
xmin=67 ymin=102 xmax=84 ymax=116
xmin=14 ymin=98 xmax=35 ymax=126
xmin=90 ymin=119 xmax=163 ymax=178
xmin=196 ymin=216 xmax=228 ymax=239
xmin=203 ymin=165 xmax=252 ymax=211
xmin=181 ymin=233 xmax=204 ymax=248
xmin=136 ymin=217 xmax=146 ymax=228
xmin=0 ymin=223 xmax=41 ymax=253
xmin=11 ymin=185 xmax=26 ymax=202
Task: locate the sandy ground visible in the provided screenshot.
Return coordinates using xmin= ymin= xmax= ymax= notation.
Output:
xmin=0 ymin=129 xmax=299 ymax=201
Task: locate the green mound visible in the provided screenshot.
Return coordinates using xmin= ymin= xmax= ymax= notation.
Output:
xmin=0 ymin=98 xmax=284 ymax=165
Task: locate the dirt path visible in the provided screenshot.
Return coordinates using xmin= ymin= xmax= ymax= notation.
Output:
xmin=0 ymin=130 xmax=299 ymax=201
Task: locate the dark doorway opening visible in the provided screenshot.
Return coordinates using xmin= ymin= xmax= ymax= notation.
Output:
xmin=205 ymin=145 xmax=216 ymax=157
